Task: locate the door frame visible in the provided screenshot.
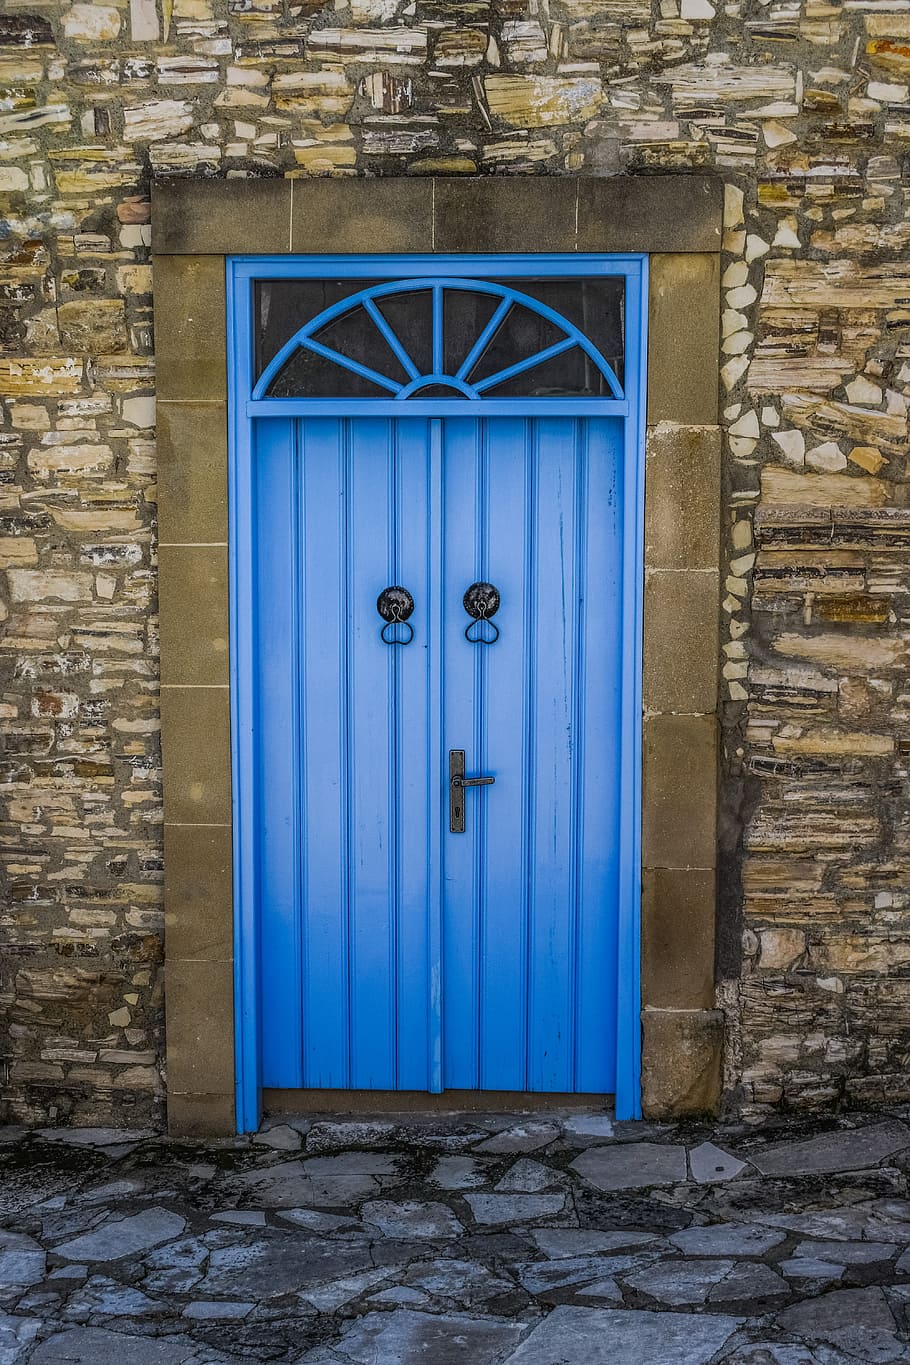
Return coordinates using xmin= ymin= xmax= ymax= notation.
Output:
xmin=151 ymin=177 xmax=723 ymax=1137
xmin=228 ymin=254 xmax=647 ymax=1130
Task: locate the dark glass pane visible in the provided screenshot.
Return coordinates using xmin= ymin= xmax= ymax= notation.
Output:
xmin=267 ymin=345 xmax=391 ymax=399
xmin=254 ymin=274 xmax=625 ymax=398
xmin=256 ymin=278 xmax=385 ymax=377
xmin=442 ymin=288 xmax=501 ymax=376
xmin=374 ymin=289 xmax=433 ymax=375
xmin=464 ymin=278 xmax=624 ymax=392
xmin=479 ymin=344 xmax=612 ymax=398
xmin=468 ymin=302 xmax=565 ymax=387
xmin=314 ymin=304 xmax=409 ymax=387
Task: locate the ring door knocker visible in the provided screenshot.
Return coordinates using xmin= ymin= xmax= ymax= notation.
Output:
xmin=377 ymin=586 xmax=415 ymax=645
xmin=463 ymin=581 xmax=501 ymax=644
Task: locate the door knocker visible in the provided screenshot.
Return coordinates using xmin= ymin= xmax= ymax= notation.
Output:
xmin=463 ymin=582 xmax=500 ymax=644
xmin=377 ymin=586 xmax=414 ymax=645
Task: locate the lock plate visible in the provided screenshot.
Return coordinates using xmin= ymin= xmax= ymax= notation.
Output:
xmin=449 ymin=749 xmax=495 ymax=833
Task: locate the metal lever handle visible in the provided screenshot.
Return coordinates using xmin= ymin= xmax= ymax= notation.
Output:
xmin=449 ymin=749 xmax=495 ymax=833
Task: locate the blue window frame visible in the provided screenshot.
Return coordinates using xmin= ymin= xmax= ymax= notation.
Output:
xmin=227 ymin=253 xmax=648 ymax=1132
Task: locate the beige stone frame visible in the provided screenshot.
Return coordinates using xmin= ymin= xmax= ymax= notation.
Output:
xmin=152 ymin=176 xmax=723 ymax=1137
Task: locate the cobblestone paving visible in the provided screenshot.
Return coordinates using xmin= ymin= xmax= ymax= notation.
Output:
xmin=4 ymin=1109 xmax=910 ymax=1362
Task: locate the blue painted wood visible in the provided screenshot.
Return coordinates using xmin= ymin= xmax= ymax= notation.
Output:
xmin=255 ymin=409 xmax=624 ymax=1097
xmin=228 ymin=254 xmax=647 ymax=1128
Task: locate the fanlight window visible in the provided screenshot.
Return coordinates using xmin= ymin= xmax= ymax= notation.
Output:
xmin=253 ymin=277 xmax=625 ymax=401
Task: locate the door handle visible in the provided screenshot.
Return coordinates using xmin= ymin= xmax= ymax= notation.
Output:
xmin=449 ymin=749 xmax=495 ymax=833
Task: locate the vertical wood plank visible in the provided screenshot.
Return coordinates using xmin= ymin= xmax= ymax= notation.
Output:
xmin=298 ymin=418 xmax=349 ymax=1086
xmin=255 ymin=418 xmax=303 ymax=1087
xmin=526 ymin=416 xmax=578 ymax=1092
xmin=574 ymin=416 xmax=623 ymax=1091
xmin=474 ymin=416 xmax=531 ymax=1089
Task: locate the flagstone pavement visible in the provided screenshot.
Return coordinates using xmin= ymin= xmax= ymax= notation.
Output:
xmin=4 ymin=1108 xmax=910 ymax=1362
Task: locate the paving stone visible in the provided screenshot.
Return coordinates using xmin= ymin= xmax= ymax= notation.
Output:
xmin=210 ymin=1210 xmax=267 ymax=1226
xmin=197 ymin=1237 xmax=377 ymax=1298
xmin=779 ymin=1258 xmax=845 ymax=1283
xmin=776 ymin=1286 xmax=905 ymax=1361
xmin=561 ymin=1115 xmax=616 ymax=1142
xmin=465 ymin=1193 xmax=566 ymax=1225
xmin=518 ymin=1253 xmax=642 ymax=1295
xmin=275 ymin=1209 xmax=361 ymax=1233
xmin=429 ymin=1156 xmax=488 ymax=1190
xmin=720 ymin=1348 xmax=824 ymax=1365
xmin=575 ymin=1278 xmax=624 ymax=1302
xmin=797 ymin=1239 xmax=898 ymax=1265
xmin=506 ymin=1306 xmax=742 ymax=1364
xmin=708 ymin=1261 xmax=790 ymax=1304
xmin=183 ymin=1299 xmax=254 ymax=1318
xmin=37 ymin=1128 xmax=154 ymax=1147
xmin=751 ymin=1121 xmax=910 ymax=1177
xmin=361 ymin=1199 xmax=463 ymax=1239
xmin=53 ymin=1208 xmax=186 ymax=1261
xmin=231 ymin=1154 xmax=402 ymax=1208
xmin=368 ymin=1285 xmax=430 ymax=1305
xmin=317 ymin=1308 xmax=527 ymax=1363
xmin=689 ymin=1142 xmax=748 ymax=1183
xmin=571 ymin=1142 xmax=688 ymax=1191
xmin=64 ymin=1275 xmax=163 ymax=1318
xmin=759 ymin=1200 xmax=910 ymax=1243
xmin=622 ymin=1256 xmax=733 ymax=1306
xmin=301 ymin=1266 xmax=400 ymax=1311
xmin=0 ymin=1232 xmax=44 ymax=1289
xmin=669 ymin=1223 xmax=787 ymax=1257
xmin=496 ymin=1160 xmax=562 ymax=1193
xmin=30 ymin=1328 xmax=201 ymax=1365
xmin=0 ymin=1313 xmax=39 ymax=1365
xmin=532 ymin=1229 xmax=658 ymax=1258
xmin=253 ymin=1124 xmax=302 ymax=1152
xmin=409 ymin=1257 xmax=515 ymax=1303
xmin=305 ymin=1121 xmax=398 ymax=1153
xmin=473 ymin=1123 xmax=561 ymax=1155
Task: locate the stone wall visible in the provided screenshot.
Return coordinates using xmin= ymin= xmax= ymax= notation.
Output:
xmin=1 ymin=0 xmax=909 ymax=1127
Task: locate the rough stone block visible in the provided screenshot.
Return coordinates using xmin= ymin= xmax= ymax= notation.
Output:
xmin=641 ymin=1009 xmax=723 ymax=1116
xmin=642 ymin=715 xmax=717 ymax=869
xmin=642 ymin=867 xmax=715 ymax=1009
xmin=643 ymin=570 xmax=719 ymax=714
xmin=645 ymin=425 xmax=721 ymax=571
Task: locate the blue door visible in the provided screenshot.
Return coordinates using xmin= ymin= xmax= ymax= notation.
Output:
xmin=233 ymin=260 xmax=644 ymax=1111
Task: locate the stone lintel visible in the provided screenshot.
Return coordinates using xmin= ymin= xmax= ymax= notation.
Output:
xmin=152 ymin=175 xmax=724 ymax=258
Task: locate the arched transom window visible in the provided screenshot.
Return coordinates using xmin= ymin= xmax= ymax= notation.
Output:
xmin=253 ymin=275 xmax=625 ymax=402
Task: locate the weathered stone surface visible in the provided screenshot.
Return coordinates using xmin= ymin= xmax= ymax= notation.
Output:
xmin=688 ymin=1143 xmax=748 ymax=1184
xmin=231 ymin=1154 xmax=401 ymax=1207
xmin=361 ymin=1200 xmax=463 ymax=1239
xmin=751 ymin=1121 xmax=910 ymax=1176
xmin=507 ymin=1307 xmax=742 ymax=1364
xmin=54 ymin=1209 xmax=186 ymax=1261
xmin=198 ymin=1237 xmax=377 ymax=1298
xmin=623 ymin=1257 xmax=733 ymax=1306
xmin=0 ymin=1232 xmax=44 ymax=1289
xmin=30 ymin=1329 xmax=200 ymax=1364
xmin=669 ymin=1224 xmax=786 ymax=1256
xmin=571 ymin=1143 xmax=688 ymax=1191
xmin=473 ymin=1123 xmax=560 ymax=1154
xmin=321 ymin=1310 xmax=527 ymax=1363
xmin=464 ymin=1193 xmax=566 ymax=1224
xmin=776 ymin=1287 xmax=903 ymax=1359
